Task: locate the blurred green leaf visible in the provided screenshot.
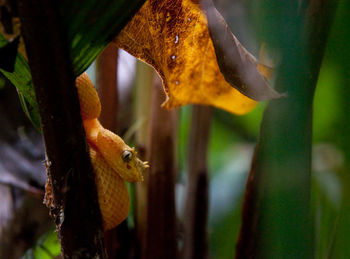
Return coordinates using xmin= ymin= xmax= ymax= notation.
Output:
xmin=0 ymin=0 xmax=145 ymax=130
xmin=17 ymin=89 xmax=41 ymax=131
xmin=22 ymin=229 xmax=60 ymax=259
xmin=210 ymin=205 xmax=242 ymax=259
xmin=312 ymin=169 xmax=341 ymax=259
xmin=323 ymin=1 xmax=350 ymax=257
xmin=62 ymin=0 xmax=145 ymax=75
xmin=0 ymin=33 xmax=41 ymax=131
xmin=0 ymin=75 xmax=5 ymax=89
xmin=208 ymin=146 xmax=253 ymax=258
xmin=313 ymin=62 xmax=342 ymax=142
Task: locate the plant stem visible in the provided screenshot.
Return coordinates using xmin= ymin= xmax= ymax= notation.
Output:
xmin=143 ymin=74 xmax=178 ymax=259
xmin=328 ymin=2 xmax=350 ymax=256
xmin=134 ymin=60 xmax=153 ymax=147
xmin=133 ymin=60 xmax=153 ymax=258
xmin=236 ymin=1 xmax=338 ymax=258
xmin=183 ymin=105 xmax=212 ymax=259
xmin=17 ymin=0 xmax=106 ymax=257
xmin=96 ymin=43 xmax=119 ymax=132
xmin=96 ymin=45 xmax=131 ymax=258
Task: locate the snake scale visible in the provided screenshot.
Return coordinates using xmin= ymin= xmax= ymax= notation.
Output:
xmin=45 ymin=72 xmax=148 ymax=231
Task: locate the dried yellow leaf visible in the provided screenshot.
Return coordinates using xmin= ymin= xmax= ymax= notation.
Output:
xmin=113 ymin=0 xmax=266 ymax=114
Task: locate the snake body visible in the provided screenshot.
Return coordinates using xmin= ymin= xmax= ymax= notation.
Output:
xmin=45 ymin=73 xmax=147 ymax=231
xmin=76 ymin=73 xmax=148 ymax=230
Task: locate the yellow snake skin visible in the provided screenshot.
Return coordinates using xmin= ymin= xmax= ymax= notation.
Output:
xmin=76 ymin=73 xmax=101 ymax=120
xmin=76 ymin=72 xmax=148 ymax=230
xmin=89 ymin=148 xmax=129 ymax=230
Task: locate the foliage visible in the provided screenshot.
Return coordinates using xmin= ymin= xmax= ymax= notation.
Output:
xmin=1 ymin=0 xmax=349 ymax=258
xmin=22 ymin=229 xmax=60 ymax=259
xmin=0 ymin=33 xmax=40 ymax=130
xmin=62 ymin=0 xmax=145 ymax=75
xmin=0 ymin=0 xmax=145 ymax=130
xmin=114 ymin=0 xmax=274 ymax=114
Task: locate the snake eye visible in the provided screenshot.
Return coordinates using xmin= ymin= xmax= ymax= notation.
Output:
xmin=122 ymin=150 xmax=133 ymax=162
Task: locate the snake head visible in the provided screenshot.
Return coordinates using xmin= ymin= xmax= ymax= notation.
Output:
xmin=76 ymin=72 xmax=149 ymax=182
xmin=121 ymin=148 xmax=149 ymax=182
xmin=94 ymin=127 xmax=148 ymax=182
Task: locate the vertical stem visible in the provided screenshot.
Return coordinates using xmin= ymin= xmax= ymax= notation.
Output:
xmin=96 ymin=43 xmax=119 ymax=131
xmin=134 ymin=61 xmax=153 ymax=148
xmin=143 ymin=74 xmax=178 ymax=259
xmin=330 ymin=2 xmax=350 ymax=256
xmin=104 ymin=221 xmax=131 ymax=259
xmin=236 ymin=1 xmax=338 ymax=258
xmin=133 ymin=61 xmax=153 ymax=257
xmin=183 ymin=105 xmax=212 ymax=259
xmin=17 ymin=0 xmax=106 ymax=257
xmin=96 ymin=45 xmax=131 ymax=258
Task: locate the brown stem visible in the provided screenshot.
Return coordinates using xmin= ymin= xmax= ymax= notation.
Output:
xmin=104 ymin=221 xmax=131 ymax=259
xmin=143 ymin=73 xmax=178 ymax=259
xmin=183 ymin=105 xmax=212 ymax=259
xmin=133 ymin=60 xmax=153 ymax=258
xmin=96 ymin=45 xmax=132 ymax=258
xmin=96 ymin=43 xmax=119 ymax=131
xmin=17 ymin=0 xmax=106 ymax=257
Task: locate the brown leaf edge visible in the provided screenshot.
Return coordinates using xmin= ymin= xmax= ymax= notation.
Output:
xmin=202 ymin=0 xmax=285 ymax=101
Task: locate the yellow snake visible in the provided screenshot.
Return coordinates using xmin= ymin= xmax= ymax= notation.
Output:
xmin=46 ymin=73 xmax=148 ymax=231
xmin=76 ymin=73 xmax=148 ymax=230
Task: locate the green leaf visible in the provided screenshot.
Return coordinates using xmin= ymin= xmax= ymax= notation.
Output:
xmin=17 ymin=89 xmax=41 ymax=131
xmin=0 ymin=75 xmax=5 ymax=89
xmin=312 ymin=169 xmax=341 ymax=259
xmin=0 ymin=33 xmax=41 ymax=131
xmin=0 ymin=0 xmax=146 ymax=130
xmin=62 ymin=0 xmax=146 ymax=75
xmin=22 ymin=229 xmax=61 ymax=259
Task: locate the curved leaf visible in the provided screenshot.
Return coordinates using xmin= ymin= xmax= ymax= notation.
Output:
xmin=204 ymin=0 xmax=283 ymax=101
xmin=114 ymin=0 xmax=274 ymax=114
xmin=62 ymin=0 xmax=146 ymax=75
xmin=22 ymin=229 xmax=60 ymax=259
xmin=0 ymin=32 xmax=41 ymax=131
xmin=0 ymin=0 xmax=146 ymax=129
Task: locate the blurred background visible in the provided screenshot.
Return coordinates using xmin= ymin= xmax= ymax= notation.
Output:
xmin=0 ymin=0 xmax=349 ymax=258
